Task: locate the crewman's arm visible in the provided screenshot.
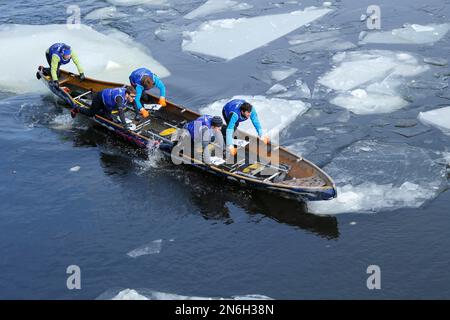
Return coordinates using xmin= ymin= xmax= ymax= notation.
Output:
xmin=135 ymin=84 xmax=145 ymax=110
xmin=250 ymin=110 xmax=263 ymax=137
xmin=115 ymin=96 xmax=127 ymax=126
xmin=226 ymin=113 xmax=239 ymax=146
xmin=71 ymin=51 xmax=84 ymax=74
xmin=153 ymin=75 xmax=166 ymax=98
xmin=50 ymin=54 xmax=61 ymax=81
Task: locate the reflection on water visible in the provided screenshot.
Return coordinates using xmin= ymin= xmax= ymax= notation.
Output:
xmin=69 ymin=121 xmax=339 ymax=239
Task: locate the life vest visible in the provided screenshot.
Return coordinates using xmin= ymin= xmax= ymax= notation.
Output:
xmin=129 ymin=68 xmax=154 ymax=87
xmin=186 ymin=115 xmax=214 ymax=140
xmin=223 ymin=99 xmax=248 ymax=123
xmin=49 ymin=43 xmax=71 ymax=65
xmin=101 ymin=88 xmax=127 ymax=111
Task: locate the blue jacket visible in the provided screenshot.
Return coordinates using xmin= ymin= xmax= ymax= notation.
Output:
xmin=186 ymin=115 xmax=219 ymax=147
xmin=48 ymin=43 xmax=72 ymax=65
xmin=223 ymin=99 xmax=262 ymax=146
xmin=129 ymin=68 xmax=166 ymax=110
xmin=101 ymin=88 xmax=128 ymax=111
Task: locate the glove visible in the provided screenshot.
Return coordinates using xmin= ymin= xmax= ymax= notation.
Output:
xmin=159 ymin=97 xmax=167 ymax=107
xmin=229 ymin=146 xmax=237 ymax=156
xmin=70 ymin=107 xmax=79 ymax=119
xmin=262 ymin=136 xmax=270 ymax=145
xmin=79 ymin=73 xmax=85 ymax=81
xmin=51 ymin=80 xmax=59 ymax=87
xmin=140 ymin=108 xmax=149 ymax=118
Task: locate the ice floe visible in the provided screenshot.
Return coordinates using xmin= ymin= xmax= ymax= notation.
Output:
xmin=127 ymin=239 xmax=163 ymax=258
xmin=101 ymin=288 xmax=273 ymax=300
xmin=289 ymin=30 xmax=356 ymax=54
xmin=85 ymin=6 xmax=128 ymax=20
xmin=70 ymin=166 xmax=81 ymax=172
xmin=106 ymin=0 xmax=168 ymax=6
xmin=308 ymin=140 xmax=447 ymax=215
xmin=0 ymin=24 xmax=169 ymax=93
xmin=418 ymin=106 xmax=450 ymax=135
xmin=317 ymin=50 xmax=429 ymax=114
xmin=360 ymin=23 xmax=450 ymax=45
xmin=271 ymin=67 xmax=298 ymax=82
xmin=200 ymin=95 xmax=310 ymax=137
xmin=275 ymin=79 xmax=311 ymax=99
xmin=182 ymin=7 xmax=332 ymax=60
xmin=184 ymin=0 xmax=253 ymax=20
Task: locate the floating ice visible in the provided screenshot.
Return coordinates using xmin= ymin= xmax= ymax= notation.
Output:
xmin=127 ymin=239 xmax=163 ymax=258
xmin=184 ymin=0 xmax=253 ymax=20
xmin=70 ymin=166 xmax=81 ymax=172
xmin=85 ymin=6 xmax=128 ymax=20
xmin=360 ymin=23 xmax=450 ymax=45
xmin=318 ymin=50 xmax=429 ymax=114
xmin=308 ymin=140 xmax=447 ymax=214
xmin=0 ymin=24 xmax=170 ymax=93
xmin=424 ymin=57 xmax=448 ymax=66
xmin=200 ymin=95 xmax=310 ymax=137
xmin=289 ymin=30 xmax=356 ymax=54
xmin=418 ymin=106 xmax=450 ymax=135
xmin=271 ymin=67 xmax=298 ymax=82
xmin=104 ymin=289 xmax=273 ymax=300
xmin=182 ymin=7 xmax=332 ymax=60
xmin=106 ymin=0 xmax=168 ymax=6
xmin=266 ymin=84 xmax=288 ymax=95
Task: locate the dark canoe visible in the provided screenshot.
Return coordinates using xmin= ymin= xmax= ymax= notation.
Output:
xmin=37 ymin=67 xmax=337 ymax=201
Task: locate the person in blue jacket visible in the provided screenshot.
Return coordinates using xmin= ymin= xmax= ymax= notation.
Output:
xmin=222 ymin=99 xmax=269 ymax=155
xmin=182 ymin=115 xmax=223 ymax=161
xmin=185 ymin=115 xmax=223 ymax=148
xmin=90 ymin=86 xmax=136 ymax=130
xmin=129 ymin=67 xmax=166 ymax=120
xmin=45 ymin=43 xmax=85 ymax=85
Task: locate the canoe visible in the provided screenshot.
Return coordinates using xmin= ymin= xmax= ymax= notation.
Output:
xmin=36 ymin=67 xmax=337 ymax=201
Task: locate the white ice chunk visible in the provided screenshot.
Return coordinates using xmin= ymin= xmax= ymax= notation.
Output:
xmin=107 ymin=289 xmax=273 ymax=300
xmin=318 ymin=50 xmax=428 ymax=114
xmin=288 ymin=30 xmax=356 ymax=53
xmin=200 ymin=95 xmax=309 ymax=137
xmin=266 ymin=84 xmax=288 ymax=95
xmin=85 ymin=6 xmax=128 ymax=20
xmin=182 ymin=7 xmax=332 ymax=60
xmin=360 ymin=23 xmax=450 ymax=45
xmin=271 ymin=67 xmax=298 ymax=82
xmin=70 ymin=166 xmax=81 ymax=172
xmin=308 ymin=140 xmax=446 ymax=214
xmin=106 ymin=0 xmax=167 ymax=6
xmin=184 ymin=0 xmax=253 ymax=20
xmin=127 ymin=239 xmax=163 ymax=258
xmin=0 ymin=24 xmax=170 ymax=93
xmin=418 ymin=106 xmax=450 ymax=135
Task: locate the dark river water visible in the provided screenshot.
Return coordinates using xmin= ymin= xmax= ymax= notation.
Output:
xmin=0 ymin=0 xmax=449 ymax=299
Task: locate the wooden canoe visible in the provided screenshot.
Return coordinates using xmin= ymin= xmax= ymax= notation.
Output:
xmin=37 ymin=67 xmax=337 ymax=201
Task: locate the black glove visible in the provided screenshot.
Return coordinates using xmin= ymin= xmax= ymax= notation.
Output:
xmin=51 ymin=80 xmax=59 ymax=87
xmin=79 ymin=73 xmax=85 ymax=81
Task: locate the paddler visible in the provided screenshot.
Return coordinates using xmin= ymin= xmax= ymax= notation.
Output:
xmin=185 ymin=115 xmax=224 ymax=148
xmin=90 ymin=86 xmax=136 ymax=130
xmin=222 ymin=99 xmax=269 ymax=155
xmin=178 ymin=115 xmax=224 ymax=162
xmin=129 ymin=67 xmax=167 ymax=120
xmin=45 ymin=43 xmax=85 ymax=86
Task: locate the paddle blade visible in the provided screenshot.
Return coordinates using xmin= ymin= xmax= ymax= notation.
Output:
xmin=160 ymin=128 xmax=177 ymax=136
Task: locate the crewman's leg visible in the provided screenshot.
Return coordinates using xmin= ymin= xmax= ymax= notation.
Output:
xmin=88 ymin=92 xmax=106 ymax=117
